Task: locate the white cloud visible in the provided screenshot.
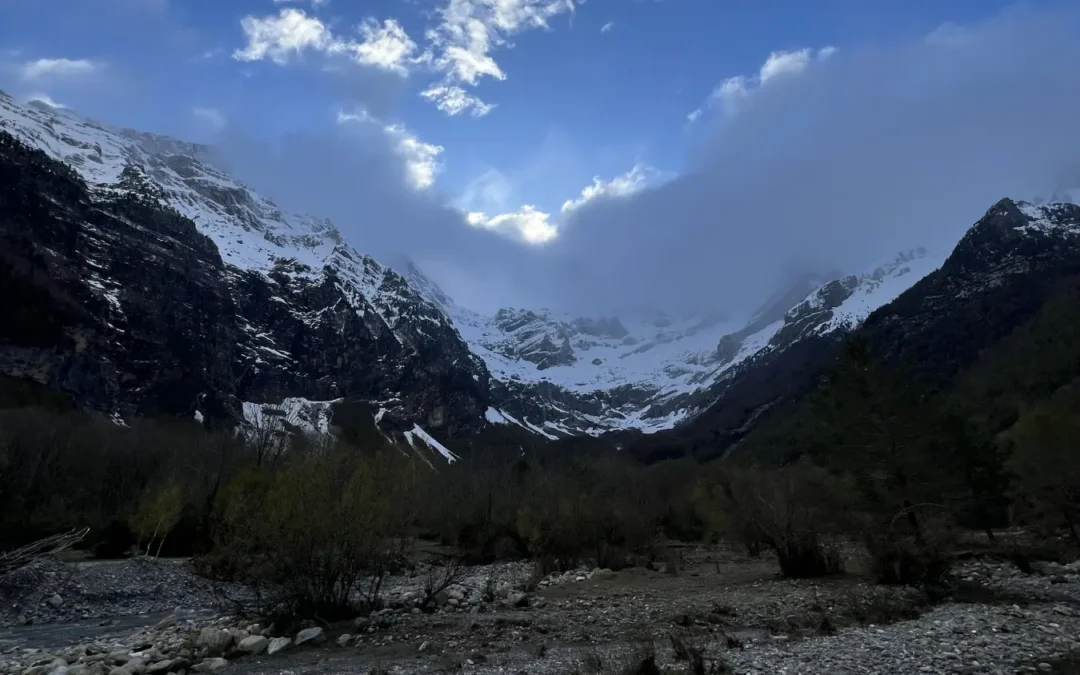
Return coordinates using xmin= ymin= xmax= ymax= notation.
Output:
xmin=350 ymin=19 xmax=419 ymax=75
xmin=19 ymin=58 xmax=101 ymax=81
xmin=233 ymin=9 xmax=334 ymax=64
xmin=758 ymin=48 xmax=812 ymax=84
xmin=385 ymin=124 xmax=444 ymax=189
xmin=192 ymin=106 xmax=227 ymax=130
xmin=420 ymin=84 xmax=495 ymax=117
xmin=466 ymin=206 xmax=557 ymax=244
xmin=24 ymin=93 xmax=65 ymax=108
xmin=420 ymin=0 xmax=577 ymax=116
xmin=688 ymin=45 xmax=835 ymax=123
xmin=460 ymin=164 xmax=662 ymax=246
xmin=600 ymin=21 xmax=614 ymax=34
xmin=561 ymin=164 xmax=659 ymax=213
xmin=233 ymin=9 xmax=418 ymax=75
xmin=337 ymin=109 xmax=443 ymax=190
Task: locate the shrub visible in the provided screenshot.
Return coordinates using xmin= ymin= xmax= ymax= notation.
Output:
xmin=863 ymin=509 xmax=954 ymax=585
xmin=695 ymin=459 xmax=850 ymax=578
xmin=209 ymin=450 xmax=421 ymax=620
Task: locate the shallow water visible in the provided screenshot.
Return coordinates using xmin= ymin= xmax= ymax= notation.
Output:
xmin=0 ymin=607 xmax=213 ymax=651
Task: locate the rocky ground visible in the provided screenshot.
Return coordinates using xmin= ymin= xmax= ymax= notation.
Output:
xmin=3 ymin=551 xmax=1080 ymax=675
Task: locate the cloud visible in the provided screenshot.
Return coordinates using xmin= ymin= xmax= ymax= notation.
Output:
xmin=419 ymin=0 xmax=577 ymax=115
xmin=467 ymin=206 xmax=557 ymax=244
xmin=337 ymin=109 xmax=443 ymax=190
xmin=460 ymin=164 xmax=661 ymax=246
xmin=551 ymin=6 xmax=1080 ymax=315
xmin=233 ymin=9 xmax=418 ymax=75
xmin=352 ymin=19 xmax=420 ymax=75
xmin=600 ymin=21 xmax=614 ymax=34
xmin=687 ymin=46 xmax=834 ymax=122
xmin=192 ymin=106 xmax=227 ymax=131
xmin=420 ymin=84 xmax=495 ymax=117
xmin=19 ymin=58 xmax=101 ymax=82
xmin=24 ymin=93 xmax=65 ymax=108
xmin=561 ymin=164 xmax=661 ymax=213
xmin=233 ymin=9 xmax=334 ymax=64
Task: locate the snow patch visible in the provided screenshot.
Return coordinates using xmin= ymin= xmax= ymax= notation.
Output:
xmin=403 ymin=424 xmax=459 ymax=463
xmin=242 ymin=397 xmax=340 ymax=436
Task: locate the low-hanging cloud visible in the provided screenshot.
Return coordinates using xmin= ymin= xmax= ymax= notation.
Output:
xmin=211 ymin=5 xmax=1080 ymax=319
xmin=209 ymin=115 xmax=549 ymax=314
xmin=545 ymin=5 xmax=1080 ymax=315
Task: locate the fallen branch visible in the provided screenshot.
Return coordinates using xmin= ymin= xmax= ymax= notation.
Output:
xmin=0 ymin=527 xmax=89 ymax=578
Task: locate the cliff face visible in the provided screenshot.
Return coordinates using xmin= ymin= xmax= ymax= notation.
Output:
xmin=0 ymin=101 xmax=492 ymax=436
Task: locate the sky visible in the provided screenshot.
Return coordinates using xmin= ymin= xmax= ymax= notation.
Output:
xmin=2 ymin=0 xmax=1080 ymax=315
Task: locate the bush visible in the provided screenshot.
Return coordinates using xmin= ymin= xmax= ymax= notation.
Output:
xmin=862 ymin=507 xmax=954 ymax=585
xmin=209 ymin=450 xmax=422 ymax=620
xmin=695 ymin=459 xmax=849 ymax=578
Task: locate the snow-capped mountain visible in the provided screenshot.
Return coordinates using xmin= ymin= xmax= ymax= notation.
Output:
xmin=0 ymin=91 xmax=491 ymax=461
xmin=404 ymin=249 xmax=946 ymax=437
xmin=4 ymin=90 xmax=1080 ymax=457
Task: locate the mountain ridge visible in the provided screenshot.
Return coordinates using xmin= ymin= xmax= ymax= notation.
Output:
xmin=3 ymin=91 xmax=1078 ymax=455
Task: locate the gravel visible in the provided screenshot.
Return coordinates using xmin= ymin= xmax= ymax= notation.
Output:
xmin=0 ymin=557 xmax=227 ymax=628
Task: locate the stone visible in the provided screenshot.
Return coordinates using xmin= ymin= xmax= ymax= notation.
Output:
xmin=266 ymin=638 xmax=291 ymax=657
xmin=191 ymin=658 xmax=228 ymax=673
xmin=48 ymin=595 xmax=64 ymax=608
xmin=506 ymin=591 xmax=528 ymax=608
xmin=295 ymin=627 xmax=325 ymax=646
xmin=144 ymin=661 xmax=177 ymax=675
xmin=335 ymin=634 xmax=353 ymax=647
xmin=237 ymin=636 xmax=268 ymax=655
xmin=195 ymin=629 xmax=232 ymax=658
xmin=418 ymin=641 xmax=429 ymax=653
xmin=152 ymin=617 xmax=177 ymax=631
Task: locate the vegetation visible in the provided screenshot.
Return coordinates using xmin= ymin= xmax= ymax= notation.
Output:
xmin=2 ymin=282 xmax=1080 ymax=617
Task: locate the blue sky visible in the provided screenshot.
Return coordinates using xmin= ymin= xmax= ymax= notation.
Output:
xmin=2 ymin=0 xmax=1078 ymax=313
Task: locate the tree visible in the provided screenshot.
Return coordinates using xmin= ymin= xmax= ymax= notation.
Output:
xmin=129 ymin=482 xmax=185 ymax=557
xmin=1007 ymin=386 xmax=1080 ymax=545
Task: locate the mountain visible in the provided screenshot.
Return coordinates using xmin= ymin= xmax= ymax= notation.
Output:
xmin=0 ymin=92 xmax=492 ymax=461
xmin=3 ymin=92 xmax=1077 ymax=459
xmin=634 ymin=198 xmax=1080 ymax=461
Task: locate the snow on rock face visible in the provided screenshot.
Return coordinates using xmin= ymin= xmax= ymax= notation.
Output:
xmin=0 ymin=93 xmax=490 ymax=435
xmin=406 ymin=251 xmax=944 ymax=437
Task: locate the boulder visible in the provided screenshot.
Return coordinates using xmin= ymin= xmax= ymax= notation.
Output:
xmin=295 ymin=627 xmax=325 ymax=646
xmin=335 ymin=634 xmax=353 ymax=647
xmin=191 ymin=658 xmax=228 ymax=673
xmin=237 ymin=636 xmax=268 ymax=655
xmin=266 ymin=638 xmax=292 ymax=656
xmin=196 ymin=628 xmax=233 ymax=657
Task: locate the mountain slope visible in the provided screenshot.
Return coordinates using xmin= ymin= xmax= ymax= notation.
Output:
xmin=412 ymin=248 xmax=944 ymax=438
xmin=0 ymin=93 xmax=491 ymax=445
xmin=631 ymin=198 xmax=1080 ymax=461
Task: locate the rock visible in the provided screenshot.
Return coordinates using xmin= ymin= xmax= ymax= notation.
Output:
xmin=418 ymin=641 xmax=429 ymax=653
xmin=266 ymin=638 xmax=291 ymax=656
xmin=335 ymin=634 xmax=353 ymax=647
xmin=144 ymin=660 xmax=178 ymax=675
xmin=506 ymin=591 xmax=528 ymax=608
xmin=1037 ymin=664 xmax=1052 ymax=673
xmin=153 ymin=616 xmax=177 ymax=631
xmin=47 ymin=595 xmax=64 ymax=608
xmin=237 ymin=636 xmax=268 ymax=655
xmin=191 ymin=658 xmax=228 ymax=673
xmin=295 ymin=627 xmax=325 ymax=646
xmin=196 ymin=629 xmax=233 ymax=657
xmin=47 ymin=667 xmax=68 ymax=675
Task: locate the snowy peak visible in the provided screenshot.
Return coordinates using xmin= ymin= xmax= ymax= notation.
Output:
xmin=0 ymin=93 xmax=492 ymax=442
